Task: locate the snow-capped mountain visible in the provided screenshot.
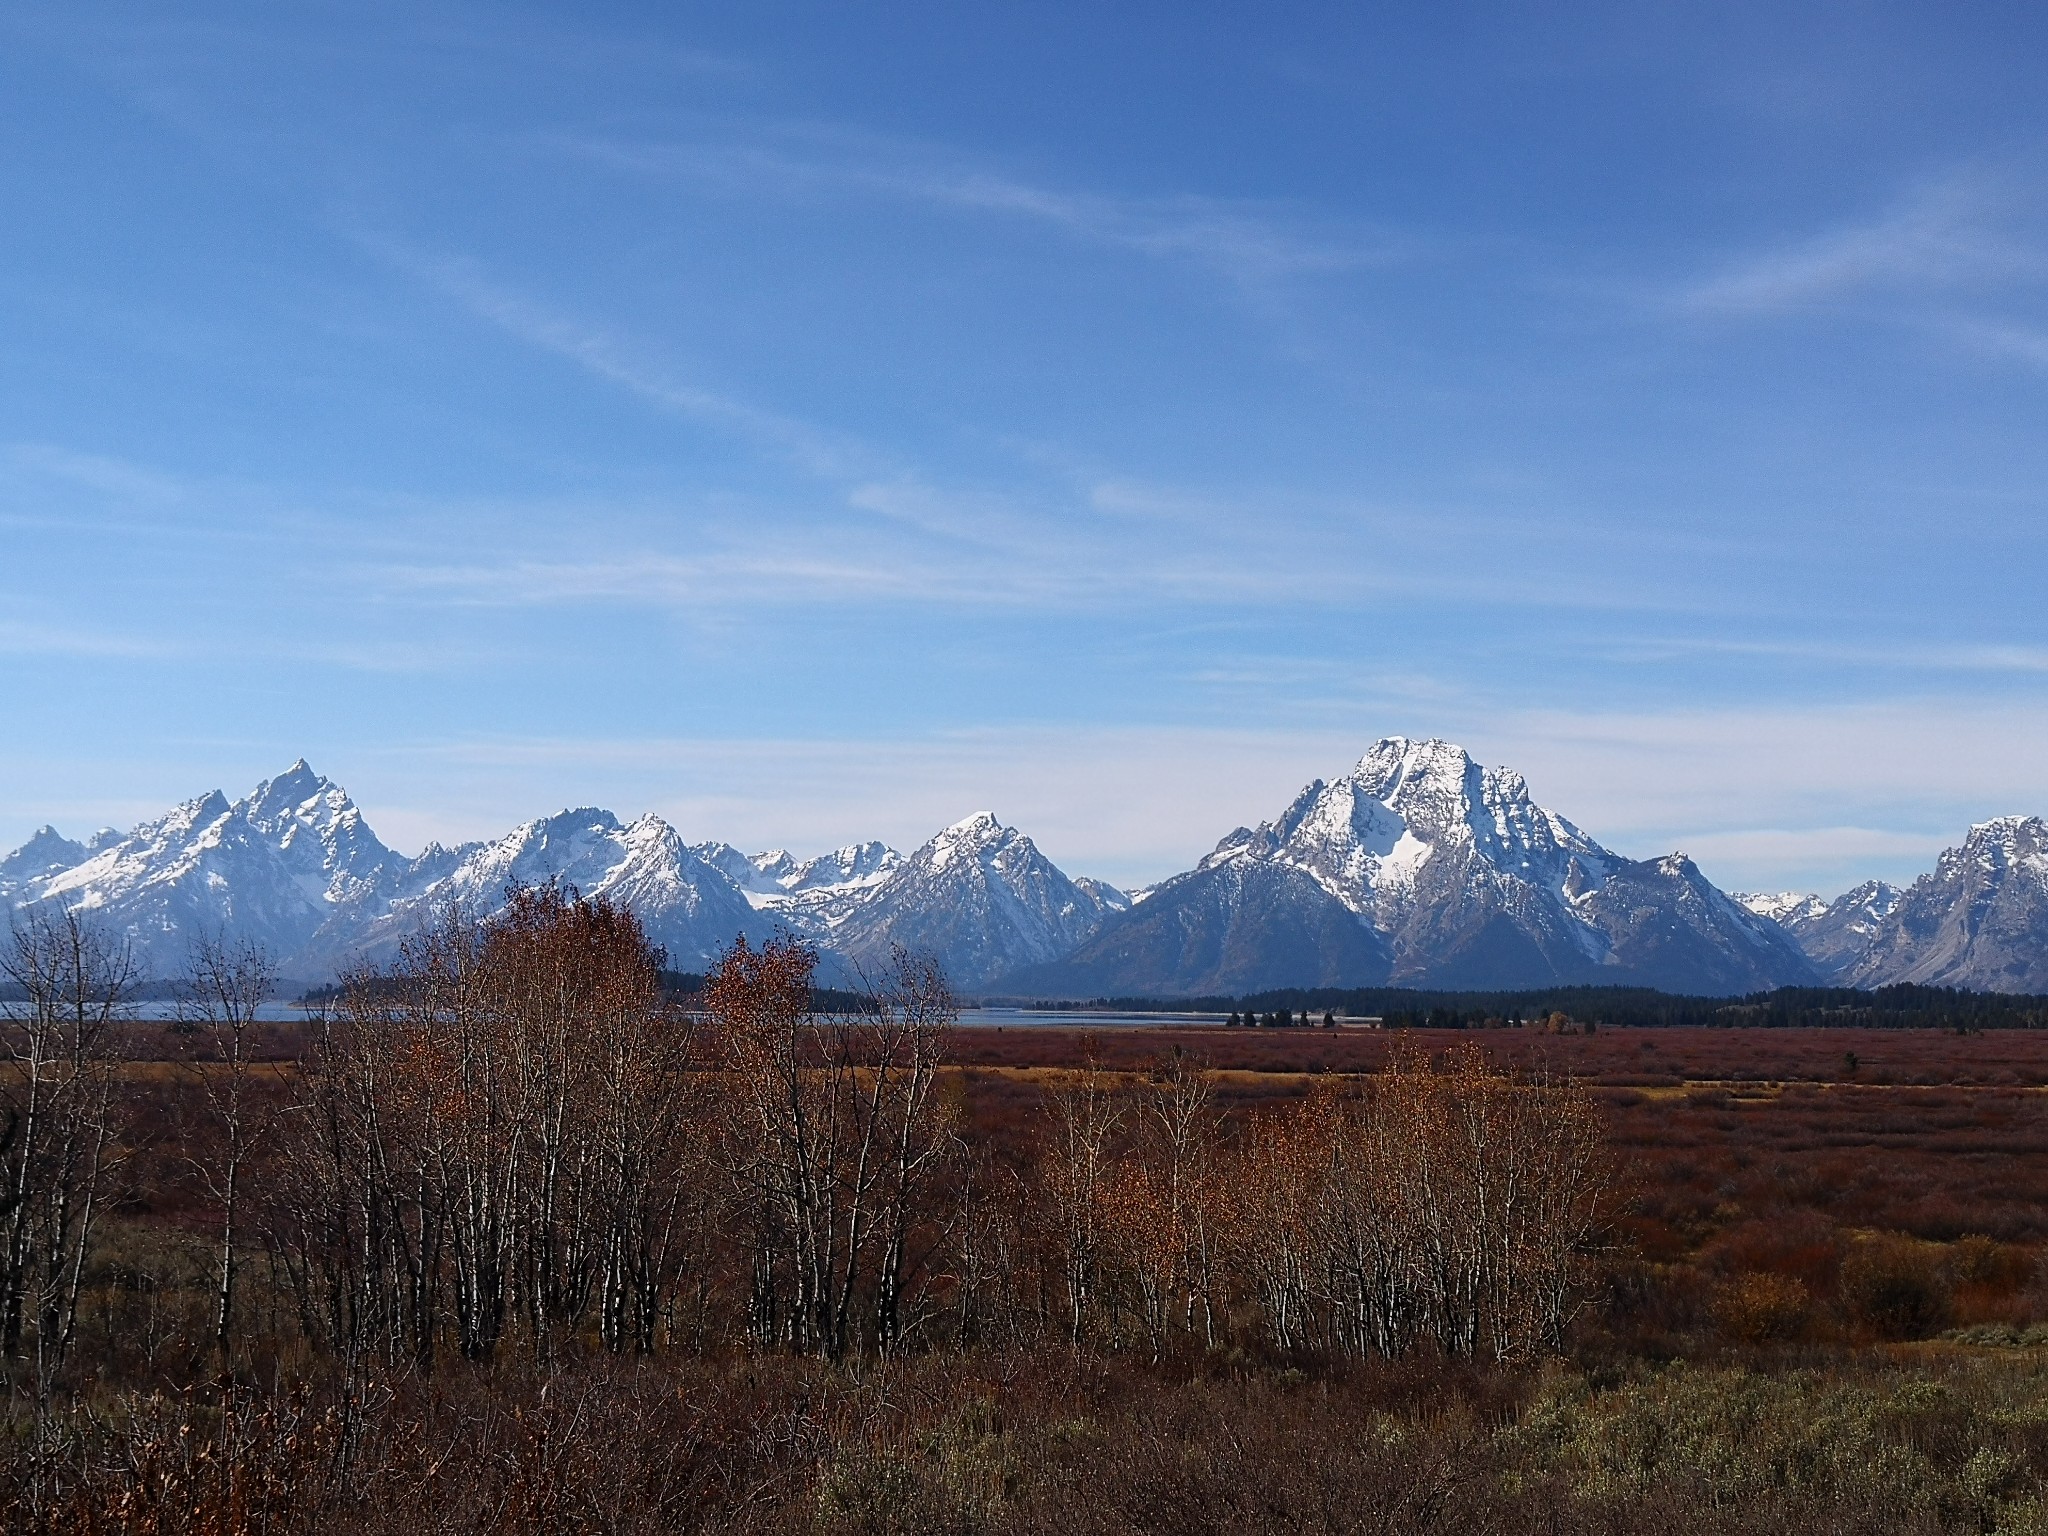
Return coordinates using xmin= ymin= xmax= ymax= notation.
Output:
xmin=1825 ymin=819 xmax=2048 ymax=992
xmin=0 ymin=766 xmax=1119 ymax=989
xmin=1735 ymin=891 xmax=1831 ymax=927
xmin=0 ymin=826 xmax=90 ymax=893
xmin=1002 ymin=738 xmax=1818 ymax=996
xmin=15 ymin=749 xmax=2048 ymax=996
xmin=341 ymin=808 xmax=775 ymax=975
xmin=1739 ymin=881 xmax=1903 ymax=980
xmin=826 ymin=812 xmax=1127 ymax=988
xmin=696 ymin=839 xmax=909 ymax=937
xmin=7 ymin=761 xmax=405 ymax=977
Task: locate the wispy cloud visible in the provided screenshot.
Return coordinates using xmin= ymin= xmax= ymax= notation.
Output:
xmin=0 ymin=618 xmax=177 ymax=659
xmin=379 ymin=548 xmax=946 ymax=607
xmin=1948 ymin=316 xmax=2048 ymax=371
xmin=554 ymin=129 xmax=1400 ymax=294
xmin=1596 ymin=634 xmax=2048 ymax=675
xmin=1682 ymin=170 xmax=2045 ymax=315
xmin=349 ymin=232 xmax=881 ymax=481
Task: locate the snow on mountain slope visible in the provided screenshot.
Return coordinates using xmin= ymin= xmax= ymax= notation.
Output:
xmin=689 ymin=841 xmax=789 ymax=896
xmin=1837 ymin=820 xmax=2048 ymax=992
xmin=1738 ymin=880 xmax=1902 ymax=979
xmin=687 ymin=838 xmax=905 ymax=934
xmin=0 ymin=768 xmax=1116 ymax=988
xmin=344 ymin=808 xmax=771 ymax=973
xmin=0 ymin=826 xmax=88 ymax=895
xmin=1736 ymin=891 xmax=1830 ymax=926
xmin=1571 ymin=852 xmax=1818 ymax=996
xmin=1006 ymin=738 xmax=1816 ymax=997
xmin=11 ymin=761 xmax=404 ymax=977
xmin=827 ymin=812 xmax=1125 ymax=988
xmin=18 ymin=750 xmax=2048 ymax=997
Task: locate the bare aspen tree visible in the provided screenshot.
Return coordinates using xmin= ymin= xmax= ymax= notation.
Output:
xmin=0 ymin=906 xmax=133 ymax=1397
xmin=1099 ymin=1049 xmax=1222 ymax=1360
xmin=1146 ymin=1048 xmax=1221 ymax=1348
xmin=1510 ymin=1061 xmax=1613 ymax=1352
xmin=709 ymin=936 xmax=955 ymax=1360
xmin=1222 ymin=1092 xmax=1330 ymax=1355
xmin=863 ymin=949 xmax=956 ymax=1352
xmin=1215 ymin=1044 xmax=1614 ymax=1363
xmin=948 ymin=1141 xmax=1025 ymax=1349
xmin=1038 ymin=1048 xmax=1123 ymax=1346
xmin=269 ymin=886 xmax=701 ymax=1368
xmin=477 ymin=885 xmax=697 ymax=1355
xmin=269 ymin=940 xmax=457 ymax=1374
xmin=179 ymin=933 xmax=278 ymax=1363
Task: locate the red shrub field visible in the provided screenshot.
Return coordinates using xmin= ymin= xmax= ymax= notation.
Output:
xmin=12 ymin=906 xmax=2048 ymax=1533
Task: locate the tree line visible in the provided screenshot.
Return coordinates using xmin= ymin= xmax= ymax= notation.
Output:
xmin=1038 ymin=983 xmax=2048 ymax=1030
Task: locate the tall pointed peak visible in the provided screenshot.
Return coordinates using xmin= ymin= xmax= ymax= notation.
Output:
xmin=0 ymin=825 xmax=88 ymax=883
xmin=261 ymin=757 xmax=325 ymax=791
xmin=940 ymin=810 xmax=1005 ymax=839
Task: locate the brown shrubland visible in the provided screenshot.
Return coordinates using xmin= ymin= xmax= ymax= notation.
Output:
xmin=8 ymin=900 xmax=2048 ymax=1529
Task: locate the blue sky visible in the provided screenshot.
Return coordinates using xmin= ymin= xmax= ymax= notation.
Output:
xmin=5 ymin=1 xmax=2048 ymax=894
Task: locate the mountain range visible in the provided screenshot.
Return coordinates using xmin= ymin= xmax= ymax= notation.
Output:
xmin=1734 ymin=815 xmax=2048 ymax=994
xmin=4 ymin=740 xmax=2046 ymax=996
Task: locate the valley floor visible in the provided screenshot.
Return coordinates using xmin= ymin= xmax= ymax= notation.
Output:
xmin=15 ymin=1022 xmax=2048 ymax=1533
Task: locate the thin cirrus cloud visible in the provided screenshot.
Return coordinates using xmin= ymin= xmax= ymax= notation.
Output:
xmin=0 ymin=617 xmax=176 ymax=660
xmin=348 ymin=230 xmax=882 ymax=483
xmin=377 ymin=549 xmax=944 ymax=608
xmin=551 ymin=128 xmax=1399 ymax=293
xmin=1678 ymin=166 xmax=2048 ymax=322
xmin=1590 ymin=634 xmax=2048 ymax=676
xmin=1948 ymin=316 xmax=2048 ymax=371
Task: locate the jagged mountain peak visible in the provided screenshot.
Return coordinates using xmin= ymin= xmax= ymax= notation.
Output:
xmin=1843 ymin=878 xmax=1904 ymax=913
xmin=12 ymin=764 xmax=406 ymax=975
xmin=829 ymin=812 xmax=1122 ymax=987
xmin=924 ymin=811 xmax=1016 ymax=870
xmin=1345 ymin=737 xmax=1545 ymax=833
xmin=26 ymin=746 xmax=2048 ymax=999
xmin=1352 ymin=735 xmax=1474 ymax=790
xmin=1957 ymin=815 xmax=2048 ymax=862
xmin=786 ymin=840 xmax=899 ymax=891
xmin=1213 ymin=737 xmax=1611 ymax=923
xmin=938 ymin=809 xmax=1005 ymax=840
xmin=0 ymin=825 xmax=88 ymax=890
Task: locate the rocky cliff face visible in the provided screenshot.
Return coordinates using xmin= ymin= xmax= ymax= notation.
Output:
xmin=1834 ymin=819 xmax=2048 ymax=992
xmin=1741 ymin=881 xmax=1903 ymax=980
